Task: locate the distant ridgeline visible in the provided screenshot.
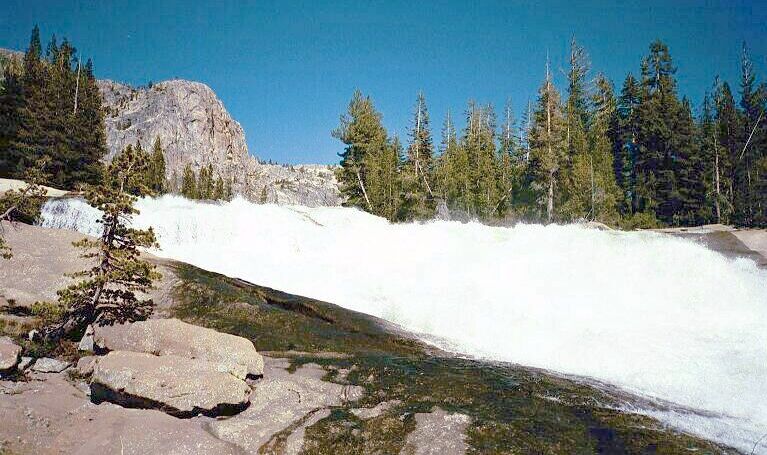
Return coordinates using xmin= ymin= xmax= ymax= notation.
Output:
xmin=335 ymin=39 xmax=767 ymax=228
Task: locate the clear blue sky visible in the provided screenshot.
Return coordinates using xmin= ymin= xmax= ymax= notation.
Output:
xmin=2 ymin=1 xmax=766 ymax=164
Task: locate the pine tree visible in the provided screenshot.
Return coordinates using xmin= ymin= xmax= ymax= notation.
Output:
xmin=113 ymin=144 xmax=153 ymax=196
xmin=333 ymin=90 xmax=388 ymax=212
xmin=43 ymin=146 xmax=160 ymax=340
xmin=197 ymin=164 xmax=214 ymax=199
xmin=527 ymin=65 xmax=566 ymax=222
xmin=459 ymin=102 xmax=501 ymax=219
xmin=400 ymin=92 xmax=435 ymax=220
xmin=674 ymin=97 xmax=707 ymax=225
xmin=497 ymin=99 xmax=519 ymax=216
xmin=371 ymin=136 xmax=402 ymax=221
xmin=0 ymin=62 xmax=23 ymax=175
xmin=714 ymin=81 xmax=740 ymax=223
xmin=181 ymin=164 xmax=197 ymax=199
xmin=612 ymin=74 xmax=641 ymax=214
xmin=587 ymin=75 xmax=622 ymax=223
xmin=214 ymin=176 xmax=225 ymax=201
xmin=149 ymin=136 xmax=166 ymax=194
xmin=699 ymin=91 xmax=724 ymax=223
xmin=0 ymin=27 xmax=105 ymax=188
xmin=634 ymin=40 xmax=692 ymax=224
xmin=734 ymin=43 xmax=766 ymax=226
xmin=560 ymin=38 xmax=594 ymax=221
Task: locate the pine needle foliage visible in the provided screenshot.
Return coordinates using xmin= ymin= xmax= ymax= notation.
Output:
xmin=44 ymin=146 xmax=161 ymax=340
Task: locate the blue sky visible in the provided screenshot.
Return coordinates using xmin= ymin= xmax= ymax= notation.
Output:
xmin=2 ymin=1 xmax=766 ymax=164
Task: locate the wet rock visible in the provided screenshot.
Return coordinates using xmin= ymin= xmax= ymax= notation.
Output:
xmin=401 ymin=407 xmax=471 ymax=455
xmin=93 ymin=318 xmax=264 ymax=378
xmin=284 ymin=408 xmax=332 ymax=454
xmin=0 ymin=336 xmax=21 ymax=374
xmin=351 ymin=399 xmax=402 ymax=419
xmin=30 ymin=357 xmax=70 ymax=373
xmin=91 ymin=351 xmax=251 ymax=418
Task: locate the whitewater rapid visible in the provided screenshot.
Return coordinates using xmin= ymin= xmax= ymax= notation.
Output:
xmin=42 ymin=195 xmax=767 ymax=452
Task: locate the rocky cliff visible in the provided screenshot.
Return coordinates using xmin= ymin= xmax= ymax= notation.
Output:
xmin=98 ymin=79 xmax=341 ymax=206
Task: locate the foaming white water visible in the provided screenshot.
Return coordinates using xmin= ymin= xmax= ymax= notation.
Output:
xmin=42 ymin=195 xmax=767 ymax=452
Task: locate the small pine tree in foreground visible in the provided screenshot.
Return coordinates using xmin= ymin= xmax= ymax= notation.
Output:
xmin=43 ymin=147 xmax=160 ymax=340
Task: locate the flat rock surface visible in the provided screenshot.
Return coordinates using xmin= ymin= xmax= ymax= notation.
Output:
xmin=0 ymin=222 xmax=175 ymax=308
xmin=0 ymin=373 xmax=241 ymax=455
xmin=0 ymin=336 xmax=21 ymax=371
xmin=31 ymin=357 xmax=70 ymax=373
xmin=0 ymin=178 xmax=69 ymax=197
xmin=91 ymin=350 xmax=251 ymax=417
xmin=401 ymin=407 xmax=471 ymax=455
xmin=93 ymin=318 xmax=264 ymax=378
xmin=207 ymin=357 xmax=363 ymax=453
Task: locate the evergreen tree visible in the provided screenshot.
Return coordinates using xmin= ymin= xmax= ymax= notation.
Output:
xmin=459 ymin=102 xmax=501 ymax=218
xmin=612 ymin=74 xmax=641 ymax=214
xmin=113 ymin=143 xmax=152 ymax=196
xmin=181 ymin=164 xmax=197 ymax=199
xmin=560 ymin=38 xmax=593 ymax=221
xmin=333 ymin=90 xmax=388 ymax=212
xmin=43 ymin=146 xmax=160 ymax=340
xmin=370 ymin=136 xmax=402 ymax=221
xmin=734 ymin=43 xmax=766 ymax=226
xmin=588 ymin=75 xmax=622 ymax=223
xmin=198 ymin=164 xmax=214 ymax=199
xmin=214 ymin=176 xmax=226 ymax=201
xmin=0 ymin=26 xmax=106 ymax=188
xmin=527 ymin=65 xmax=566 ymax=222
xmin=634 ymin=40 xmax=693 ymax=224
xmin=434 ymin=110 xmax=471 ymax=214
xmin=149 ymin=136 xmax=166 ymax=194
xmin=400 ymin=92 xmax=435 ymax=219
xmin=0 ymin=62 xmax=23 ymax=174
xmin=699 ymin=91 xmax=725 ymax=223
xmin=714 ymin=81 xmax=740 ymax=223
xmin=674 ymin=97 xmax=707 ymax=225
xmin=497 ymin=99 xmax=520 ymax=216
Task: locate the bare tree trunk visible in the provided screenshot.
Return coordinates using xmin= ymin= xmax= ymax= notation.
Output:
xmin=546 ymin=74 xmax=554 ymax=223
xmin=73 ymin=57 xmax=81 ymax=114
xmin=713 ymin=133 xmax=721 ymax=223
xmin=356 ymin=169 xmax=372 ymax=211
xmin=547 ymin=172 xmax=554 ymax=223
xmin=590 ymin=154 xmax=595 ymax=220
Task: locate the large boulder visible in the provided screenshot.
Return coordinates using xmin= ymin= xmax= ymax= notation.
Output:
xmin=0 ymin=336 xmax=21 ymax=374
xmin=91 ymin=351 xmax=251 ymax=418
xmin=0 ymin=371 xmax=241 ymax=454
xmin=93 ymin=318 xmax=264 ymax=378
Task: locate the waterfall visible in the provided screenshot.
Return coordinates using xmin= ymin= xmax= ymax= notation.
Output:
xmin=41 ymin=195 xmax=767 ymax=453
